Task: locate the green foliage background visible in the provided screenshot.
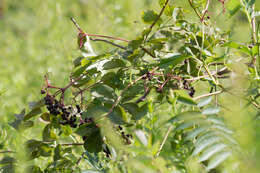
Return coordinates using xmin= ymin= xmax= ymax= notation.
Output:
xmin=0 ymin=0 xmax=260 ymax=172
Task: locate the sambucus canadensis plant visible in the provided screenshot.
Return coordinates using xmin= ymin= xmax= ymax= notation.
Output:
xmin=1 ymin=0 xmax=260 ymax=172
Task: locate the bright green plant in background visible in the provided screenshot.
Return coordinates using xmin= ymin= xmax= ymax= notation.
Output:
xmin=0 ymin=0 xmax=260 ymax=172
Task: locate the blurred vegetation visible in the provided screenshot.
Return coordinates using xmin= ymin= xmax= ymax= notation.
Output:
xmin=0 ymin=0 xmax=260 ymax=172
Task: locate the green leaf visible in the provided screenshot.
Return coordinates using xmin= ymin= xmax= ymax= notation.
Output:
xmin=9 ymin=110 xmax=34 ymax=131
xmin=193 ymin=136 xmax=221 ymax=155
xmin=73 ymin=56 xmax=84 ymax=67
xmin=91 ymin=84 xmax=116 ymax=99
xmin=168 ymin=111 xmax=203 ymax=123
xmin=206 ymin=151 xmax=232 ymax=171
xmin=25 ymin=165 xmax=43 ymax=173
xmin=72 ymin=66 xmax=87 ymax=78
xmin=135 ymin=130 xmax=148 ymax=146
xmin=223 ymin=41 xmax=251 ymax=55
xmin=25 ymin=140 xmax=52 ymax=159
xmin=23 ymin=100 xmax=45 ymax=121
xmin=185 ymin=126 xmax=209 ymax=141
xmin=42 ymin=124 xmax=57 ymax=141
xmin=128 ymin=37 xmax=144 ymax=50
xmin=0 ymin=156 xmax=16 ymax=164
xmin=197 ymin=96 xmax=212 ymax=107
xmin=19 ymin=120 xmax=34 ymax=130
xmin=82 ymin=105 xmax=108 ymax=119
xmin=83 ymin=128 xmax=103 ymax=153
xmin=108 ymin=105 xmax=128 ymax=124
xmin=198 ymin=143 xmax=227 ymax=162
xmin=73 ymin=75 xmax=93 ymax=87
xmin=159 ymin=54 xmax=191 ymax=69
xmin=175 ymin=119 xmax=207 ymax=131
xmin=177 ymin=96 xmax=197 ymax=106
xmin=226 ymin=0 xmax=241 ymax=18
xmin=123 ymin=103 xmax=148 ymax=120
xmin=101 ymin=72 xmax=121 ymax=89
xmin=103 ymin=59 xmax=126 ymax=70
xmin=23 ymin=108 xmax=42 ymax=121
xmin=141 ymin=10 xmax=162 ymax=25
xmin=61 ymin=125 xmax=72 ymax=136
xmin=40 ymin=112 xmax=50 ymax=122
xmin=75 ymin=123 xmax=100 ymax=137
xmin=202 ymin=107 xmax=220 ymax=115
xmin=54 ymin=144 xmax=62 ymax=161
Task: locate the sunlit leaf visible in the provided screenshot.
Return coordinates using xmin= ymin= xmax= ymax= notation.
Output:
xmin=202 ymin=107 xmax=220 ymax=115
xmin=206 ymin=151 xmax=232 ymax=171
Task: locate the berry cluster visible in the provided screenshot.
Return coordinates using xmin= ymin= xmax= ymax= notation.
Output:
xmin=183 ymin=79 xmax=196 ymax=97
xmin=117 ymin=125 xmax=133 ymax=145
xmin=43 ymin=94 xmax=77 ymax=128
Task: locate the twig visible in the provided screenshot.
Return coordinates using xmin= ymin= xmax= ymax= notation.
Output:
xmin=155 ymin=125 xmax=173 ymax=157
xmin=91 ymin=38 xmax=127 ymax=50
xmin=76 ymin=152 xmax=85 ymax=165
xmin=145 ymin=0 xmax=170 ymax=40
xmin=194 ymin=90 xmax=223 ymax=100
xmin=201 ymin=0 xmax=210 ymax=22
xmin=186 ymin=67 xmax=229 ymax=81
xmin=70 ymin=17 xmax=129 ymax=42
xmin=60 ymin=143 xmax=84 ymax=146
xmin=72 ymin=152 xmax=85 ymax=173
xmin=203 ymin=64 xmax=218 ymax=85
xmin=71 ymin=17 xmax=83 ymax=32
xmin=86 ymin=33 xmax=129 ymax=42
xmin=187 ymin=0 xmax=202 ymax=21
xmin=0 ymin=150 xmax=16 ymax=154
xmin=140 ymin=46 xmax=156 ymax=58
xmin=136 ymin=81 xmax=150 ymax=103
xmin=149 ymin=0 xmax=170 ymax=30
xmin=251 ymin=101 xmax=260 ymax=109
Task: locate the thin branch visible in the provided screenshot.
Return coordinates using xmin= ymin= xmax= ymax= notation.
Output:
xmin=70 ymin=17 xmax=129 ymax=42
xmin=136 ymin=81 xmax=150 ymax=103
xmin=149 ymin=0 xmax=170 ymax=30
xmin=194 ymin=90 xmax=223 ymax=100
xmin=140 ymin=46 xmax=156 ymax=58
xmin=187 ymin=0 xmax=202 ymax=21
xmin=252 ymin=101 xmax=260 ymax=109
xmin=87 ymin=33 xmax=129 ymax=42
xmin=201 ymin=0 xmax=210 ymax=22
xmin=60 ymin=143 xmax=84 ymax=146
xmin=203 ymin=64 xmax=218 ymax=85
xmin=186 ymin=67 xmax=229 ymax=81
xmin=144 ymin=0 xmax=170 ymax=41
xmin=0 ymin=150 xmax=16 ymax=154
xmin=91 ymin=38 xmax=127 ymax=50
xmin=155 ymin=125 xmax=173 ymax=157
xmin=71 ymin=17 xmax=83 ymax=32
xmin=76 ymin=152 xmax=85 ymax=165
xmin=72 ymin=152 xmax=85 ymax=173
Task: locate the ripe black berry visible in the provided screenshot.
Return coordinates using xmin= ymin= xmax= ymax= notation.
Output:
xmin=41 ymin=89 xmax=46 ymax=94
xmin=76 ymin=105 xmax=81 ymax=113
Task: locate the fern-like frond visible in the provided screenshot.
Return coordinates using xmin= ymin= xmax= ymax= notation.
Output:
xmin=170 ymin=107 xmax=238 ymax=171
